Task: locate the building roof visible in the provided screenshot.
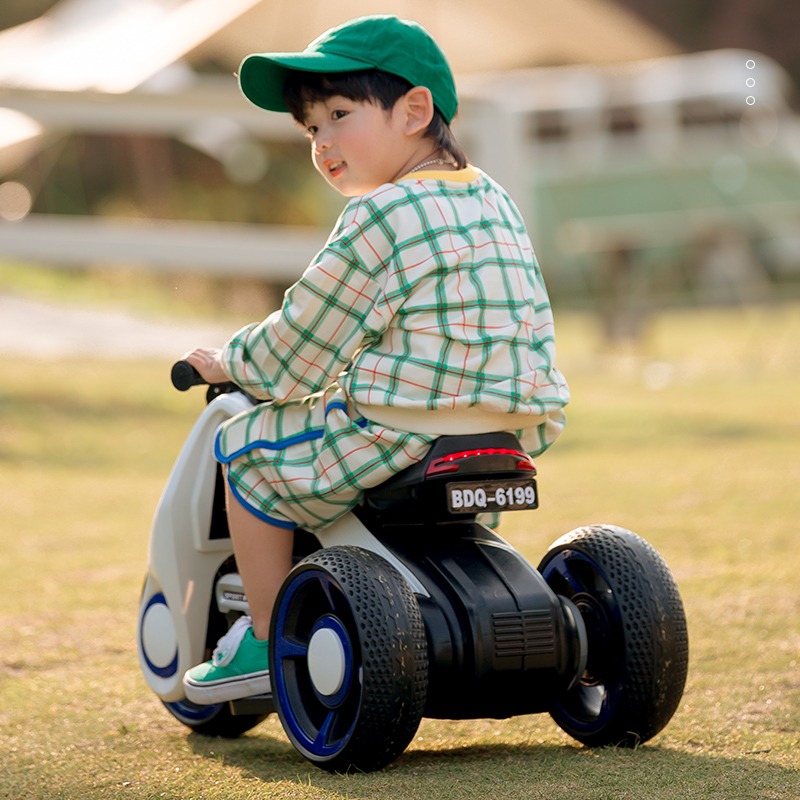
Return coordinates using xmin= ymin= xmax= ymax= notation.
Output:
xmin=190 ymin=0 xmax=678 ymax=74
xmin=0 ymin=0 xmax=677 ymax=95
xmin=0 ymin=0 xmax=676 ymax=171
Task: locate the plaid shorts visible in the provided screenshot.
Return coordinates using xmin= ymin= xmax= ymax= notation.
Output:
xmin=214 ymin=386 xmax=435 ymax=531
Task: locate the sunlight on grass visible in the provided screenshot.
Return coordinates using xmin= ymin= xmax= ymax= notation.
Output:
xmin=1 ymin=302 xmax=798 ymax=799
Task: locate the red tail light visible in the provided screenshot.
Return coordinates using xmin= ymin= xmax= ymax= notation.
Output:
xmin=425 ymin=448 xmax=536 ymax=476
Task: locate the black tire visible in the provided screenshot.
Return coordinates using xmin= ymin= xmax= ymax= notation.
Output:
xmin=537 ymin=525 xmax=688 ymax=747
xmin=162 ymin=698 xmax=268 ymax=737
xmin=270 ymin=546 xmax=428 ymax=773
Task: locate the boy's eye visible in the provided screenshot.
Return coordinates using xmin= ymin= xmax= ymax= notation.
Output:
xmin=305 ymin=125 xmax=318 ymax=137
xmin=331 ymin=109 xmax=348 ymax=121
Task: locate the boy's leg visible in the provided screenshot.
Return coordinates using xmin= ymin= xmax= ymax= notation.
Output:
xmin=183 ymin=474 xmax=294 ymax=703
xmin=225 ymin=482 xmax=294 ymax=641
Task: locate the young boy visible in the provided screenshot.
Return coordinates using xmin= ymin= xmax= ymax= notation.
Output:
xmin=182 ymin=14 xmax=569 ymax=704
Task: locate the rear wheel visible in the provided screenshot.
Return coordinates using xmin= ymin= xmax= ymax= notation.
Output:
xmin=270 ymin=546 xmax=428 ymax=773
xmin=538 ymin=525 xmax=688 ymax=747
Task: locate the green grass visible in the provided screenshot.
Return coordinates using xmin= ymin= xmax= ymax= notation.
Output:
xmin=1 ymin=302 xmax=799 ymax=799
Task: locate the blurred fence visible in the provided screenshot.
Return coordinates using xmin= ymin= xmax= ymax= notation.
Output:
xmin=2 ymin=49 xmax=800 ymax=322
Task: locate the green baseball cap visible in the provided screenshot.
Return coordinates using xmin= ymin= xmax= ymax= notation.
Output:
xmin=238 ymin=15 xmax=458 ymax=122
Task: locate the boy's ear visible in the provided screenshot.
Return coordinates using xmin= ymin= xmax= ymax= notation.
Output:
xmin=401 ymin=86 xmax=435 ymax=135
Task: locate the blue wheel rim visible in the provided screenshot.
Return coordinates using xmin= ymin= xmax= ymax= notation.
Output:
xmin=164 ymin=698 xmax=223 ymax=724
xmin=540 ymin=549 xmax=625 ymax=734
xmin=272 ymin=568 xmax=361 ymax=760
xmin=138 ymin=592 xmax=179 ymax=679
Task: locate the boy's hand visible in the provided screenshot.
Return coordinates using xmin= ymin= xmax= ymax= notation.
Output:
xmin=183 ymin=347 xmax=229 ymax=384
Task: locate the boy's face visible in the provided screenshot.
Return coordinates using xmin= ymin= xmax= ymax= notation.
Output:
xmin=300 ymin=95 xmax=417 ymax=196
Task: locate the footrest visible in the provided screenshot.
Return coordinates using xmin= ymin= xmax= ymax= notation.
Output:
xmin=229 ymin=693 xmax=274 ymax=716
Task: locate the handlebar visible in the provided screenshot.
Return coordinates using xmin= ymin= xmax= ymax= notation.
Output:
xmin=171 ymin=360 xmax=257 ymax=406
xmin=171 ymin=360 xmax=206 ymax=391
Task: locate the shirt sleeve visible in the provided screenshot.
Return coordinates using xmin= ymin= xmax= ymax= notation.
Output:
xmin=220 ymin=192 xmax=397 ymax=402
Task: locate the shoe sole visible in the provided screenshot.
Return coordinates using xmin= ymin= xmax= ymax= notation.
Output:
xmin=183 ymin=670 xmax=271 ymax=705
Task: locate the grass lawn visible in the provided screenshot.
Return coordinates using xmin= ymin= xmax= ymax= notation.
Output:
xmin=0 ymin=300 xmax=798 ymax=799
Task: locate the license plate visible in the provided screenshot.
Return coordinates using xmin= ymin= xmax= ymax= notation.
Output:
xmin=446 ymin=479 xmax=538 ymax=514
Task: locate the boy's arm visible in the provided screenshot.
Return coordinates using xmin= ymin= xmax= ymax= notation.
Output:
xmin=219 ymin=206 xmax=390 ymax=401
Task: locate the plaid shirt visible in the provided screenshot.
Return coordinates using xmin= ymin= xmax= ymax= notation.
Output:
xmin=216 ymin=166 xmax=569 ymax=530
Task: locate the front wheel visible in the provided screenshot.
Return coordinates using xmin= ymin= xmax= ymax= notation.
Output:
xmin=162 ymin=698 xmax=268 ymax=737
xmin=538 ymin=525 xmax=688 ymax=747
xmin=139 ymin=574 xmax=268 ymax=739
xmin=270 ymin=546 xmax=428 ymax=773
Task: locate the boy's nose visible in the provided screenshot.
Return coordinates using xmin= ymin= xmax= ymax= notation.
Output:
xmin=314 ymin=136 xmax=330 ymax=154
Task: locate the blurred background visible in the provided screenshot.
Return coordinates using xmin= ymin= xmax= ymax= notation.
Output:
xmin=1 ymin=0 xmax=799 ymax=349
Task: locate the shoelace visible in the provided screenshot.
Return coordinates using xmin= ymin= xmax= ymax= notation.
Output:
xmin=211 ymin=615 xmax=252 ymax=667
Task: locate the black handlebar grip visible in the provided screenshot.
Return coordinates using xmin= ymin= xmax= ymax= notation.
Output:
xmin=171 ymin=360 xmax=205 ymax=391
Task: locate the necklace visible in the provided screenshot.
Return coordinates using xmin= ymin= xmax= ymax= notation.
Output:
xmin=408 ymin=157 xmax=457 ymax=173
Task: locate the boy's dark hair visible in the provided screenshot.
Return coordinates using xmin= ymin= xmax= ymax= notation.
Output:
xmin=284 ymin=69 xmax=468 ymax=169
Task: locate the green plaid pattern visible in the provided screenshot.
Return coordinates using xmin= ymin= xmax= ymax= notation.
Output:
xmin=216 ymin=167 xmax=569 ymax=531
xmin=216 ymin=387 xmax=434 ymax=530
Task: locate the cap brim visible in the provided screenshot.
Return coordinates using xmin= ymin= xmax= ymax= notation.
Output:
xmin=238 ymin=52 xmax=375 ymax=113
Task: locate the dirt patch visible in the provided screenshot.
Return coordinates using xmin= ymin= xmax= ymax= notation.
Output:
xmin=1 ymin=293 xmax=233 ymax=359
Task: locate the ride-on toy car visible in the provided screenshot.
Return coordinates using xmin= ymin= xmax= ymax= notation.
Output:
xmin=137 ymin=362 xmax=688 ymax=773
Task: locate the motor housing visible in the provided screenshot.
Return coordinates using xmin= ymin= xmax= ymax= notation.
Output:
xmin=361 ymin=519 xmax=587 ymax=720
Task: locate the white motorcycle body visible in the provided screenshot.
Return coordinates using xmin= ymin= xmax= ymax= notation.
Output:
xmin=138 ymin=391 xmax=426 ymax=704
xmin=137 ymin=377 xmax=688 ymax=771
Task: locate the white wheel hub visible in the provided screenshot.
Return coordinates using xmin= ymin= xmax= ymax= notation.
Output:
xmin=307 ymin=627 xmax=346 ymax=696
xmin=141 ymin=601 xmax=177 ymax=669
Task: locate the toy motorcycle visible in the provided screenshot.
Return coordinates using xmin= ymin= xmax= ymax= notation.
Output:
xmin=137 ymin=363 xmax=688 ymax=773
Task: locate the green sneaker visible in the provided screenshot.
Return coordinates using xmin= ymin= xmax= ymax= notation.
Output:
xmin=183 ymin=615 xmax=270 ymax=704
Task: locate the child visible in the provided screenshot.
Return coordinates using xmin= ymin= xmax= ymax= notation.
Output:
xmin=182 ymin=14 xmax=569 ymax=704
